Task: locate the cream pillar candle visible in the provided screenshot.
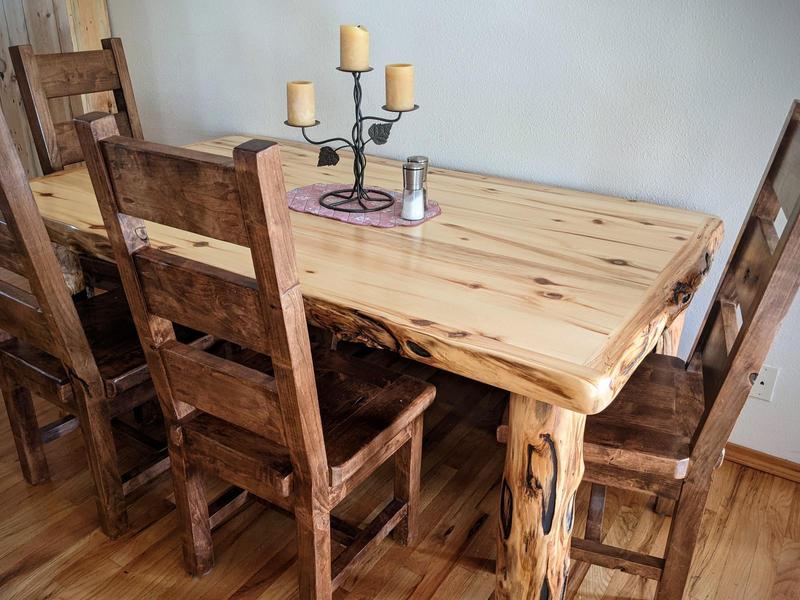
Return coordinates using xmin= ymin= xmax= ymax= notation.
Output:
xmin=385 ymin=64 xmax=415 ymax=111
xmin=286 ymin=81 xmax=315 ymax=126
xmin=340 ymin=25 xmax=370 ymax=71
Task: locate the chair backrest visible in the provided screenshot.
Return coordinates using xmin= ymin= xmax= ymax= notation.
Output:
xmin=10 ymin=38 xmax=143 ymax=174
xmin=74 ymin=113 xmax=328 ymax=486
xmin=0 ymin=106 xmax=99 ymax=385
xmin=689 ymin=100 xmax=800 ymax=473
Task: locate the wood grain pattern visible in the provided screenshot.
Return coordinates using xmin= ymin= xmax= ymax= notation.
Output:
xmin=564 ymin=483 xmax=607 ymax=598
xmin=0 ymin=106 xmax=186 ymax=539
xmin=36 ymin=49 xmax=120 ymax=97
xmin=0 ymin=349 xmax=797 ymax=600
xmin=133 ymin=248 xmax=270 ymax=355
xmin=0 ymin=0 xmax=110 ymax=288
xmin=159 ymin=340 xmax=285 ymax=444
xmin=555 ymin=100 xmax=800 ymax=600
xmin=0 ymin=2 xmax=39 ymax=177
xmin=46 ymin=128 xmax=719 ymax=598
xmin=725 ymin=443 xmax=800 ymax=484
xmin=30 ymin=135 xmax=722 ymax=416
xmin=76 ymin=116 xmax=436 ymax=598
xmin=60 ymin=0 xmax=115 ymax=115
xmin=496 ymin=394 xmax=586 ymax=599
xmin=11 ymin=36 xmax=141 ymax=173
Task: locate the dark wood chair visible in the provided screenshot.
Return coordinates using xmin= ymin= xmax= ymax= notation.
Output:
xmin=10 ymin=37 xmax=141 ymax=294
xmin=498 ymin=100 xmax=800 ymax=600
xmin=10 ymin=37 xmax=143 ymax=175
xmin=0 ymin=108 xmax=207 ymax=538
xmin=75 ymin=113 xmax=436 ymax=599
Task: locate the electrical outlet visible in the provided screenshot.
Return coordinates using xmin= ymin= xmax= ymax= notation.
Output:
xmin=749 ymin=365 xmax=779 ymax=402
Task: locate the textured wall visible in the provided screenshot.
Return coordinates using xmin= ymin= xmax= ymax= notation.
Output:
xmin=108 ymin=0 xmax=800 ymax=461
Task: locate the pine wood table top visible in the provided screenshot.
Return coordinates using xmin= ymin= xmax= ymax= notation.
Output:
xmin=29 ymin=136 xmax=723 ymax=414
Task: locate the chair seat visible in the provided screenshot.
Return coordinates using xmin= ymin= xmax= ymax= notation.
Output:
xmin=181 ymin=349 xmax=436 ymax=496
xmin=583 ymin=353 xmax=705 ymax=480
xmin=0 ymin=287 xmax=206 ymax=400
xmin=496 ymin=353 xmax=705 ymax=487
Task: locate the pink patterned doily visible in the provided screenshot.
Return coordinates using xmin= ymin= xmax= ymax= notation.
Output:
xmin=287 ymin=183 xmax=441 ymax=228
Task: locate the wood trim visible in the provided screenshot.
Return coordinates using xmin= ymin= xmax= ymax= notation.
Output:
xmin=725 ymin=442 xmax=800 ymax=484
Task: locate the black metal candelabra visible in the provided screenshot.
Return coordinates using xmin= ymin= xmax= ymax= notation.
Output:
xmin=285 ymin=67 xmax=418 ymax=213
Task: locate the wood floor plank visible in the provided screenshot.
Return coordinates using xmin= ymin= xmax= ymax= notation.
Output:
xmin=0 ymin=369 xmax=797 ymax=600
xmin=740 ymin=475 xmax=795 ymax=598
xmin=681 ymin=464 xmax=756 ymax=599
xmin=770 ymin=490 xmax=800 ymax=599
xmin=711 ymin=469 xmax=778 ymax=600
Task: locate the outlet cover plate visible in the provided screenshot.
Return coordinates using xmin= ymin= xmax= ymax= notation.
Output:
xmin=749 ymin=365 xmax=779 ymax=402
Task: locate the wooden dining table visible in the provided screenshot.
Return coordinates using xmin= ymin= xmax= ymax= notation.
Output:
xmin=29 ymin=136 xmax=722 ymax=599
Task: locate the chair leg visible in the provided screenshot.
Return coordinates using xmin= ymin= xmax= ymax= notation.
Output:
xmin=585 ymin=483 xmax=606 ymax=540
xmin=565 ymin=483 xmax=606 ymax=599
xmin=132 ymin=400 xmax=159 ymax=426
xmin=655 ymin=477 xmax=711 ymax=600
xmin=296 ymin=497 xmax=332 ymax=600
xmin=2 ymin=384 xmax=50 ymax=484
xmin=74 ymin=385 xmax=127 ymax=538
xmin=169 ymin=425 xmax=213 ymax=576
xmin=393 ymin=416 xmax=423 ymax=545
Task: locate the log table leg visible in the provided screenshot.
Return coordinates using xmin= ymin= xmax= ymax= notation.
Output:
xmin=655 ymin=311 xmax=686 ymax=356
xmin=496 ymin=394 xmax=586 ymax=599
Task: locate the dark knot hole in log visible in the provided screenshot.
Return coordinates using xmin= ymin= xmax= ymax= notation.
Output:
xmin=406 ymin=340 xmax=432 ymax=358
xmin=540 ymin=577 xmax=551 ymax=600
xmin=672 ymin=281 xmax=694 ymax=305
xmin=500 ymin=478 xmax=513 ymax=540
xmin=525 ymin=433 xmax=558 ymax=535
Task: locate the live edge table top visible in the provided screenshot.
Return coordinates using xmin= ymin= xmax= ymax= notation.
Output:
xmin=29 ymin=136 xmax=723 ymax=414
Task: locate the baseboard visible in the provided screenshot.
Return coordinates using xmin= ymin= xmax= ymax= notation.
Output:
xmin=725 ymin=443 xmax=800 ymax=484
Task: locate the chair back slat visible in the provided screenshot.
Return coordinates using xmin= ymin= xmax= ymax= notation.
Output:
xmin=718 ymin=300 xmax=740 ymax=354
xmin=10 ymin=38 xmax=143 ymax=174
xmin=726 ymin=216 xmax=779 ymax=319
xmin=100 ymin=138 xmax=248 ymax=246
xmin=689 ymin=101 xmax=800 ymax=470
xmin=160 ymin=341 xmax=285 ymax=443
xmin=0 ymin=110 xmax=98 ymax=378
xmin=695 ymin=300 xmax=734 ymax=406
xmin=0 ymin=279 xmax=58 ymax=357
xmin=76 ymin=113 xmax=329 ymax=484
xmin=54 ymin=113 xmax=134 ymax=169
xmin=37 ymin=50 xmax=121 ymax=98
xmin=53 ymin=122 xmax=86 ymax=168
xmin=0 ymin=220 xmax=28 ymax=275
xmin=134 ymin=248 xmax=270 ymax=355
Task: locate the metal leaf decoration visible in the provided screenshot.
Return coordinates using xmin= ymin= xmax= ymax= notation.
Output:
xmin=317 ymin=146 xmax=340 ymax=167
xmin=368 ymin=122 xmax=392 ymax=145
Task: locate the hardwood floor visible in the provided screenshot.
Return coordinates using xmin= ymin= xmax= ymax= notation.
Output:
xmin=0 ymin=347 xmax=797 ymax=599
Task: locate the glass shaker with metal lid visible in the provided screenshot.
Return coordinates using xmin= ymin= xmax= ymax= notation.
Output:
xmin=406 ymin=155 xmax=429 ymax=208
xmin=401 ymin=161 xmax=426 ymax=221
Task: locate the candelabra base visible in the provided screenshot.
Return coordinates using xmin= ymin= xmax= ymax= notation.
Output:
xmin=319 ymin=187 xmax=394 ymax=213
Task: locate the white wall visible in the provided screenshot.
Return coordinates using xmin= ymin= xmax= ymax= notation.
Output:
xmin=107 ymin=0 xmax=800 ymax=462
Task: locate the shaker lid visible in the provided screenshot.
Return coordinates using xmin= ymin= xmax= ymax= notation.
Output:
xmin=407 ymin=155 xmax=429 ymax=166
xmin=403 ymin=161 xmax=425 ymax=190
